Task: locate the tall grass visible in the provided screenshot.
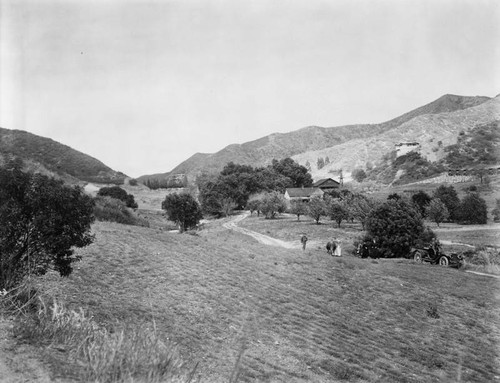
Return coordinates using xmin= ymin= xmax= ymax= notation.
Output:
xmin=462 ymin=246 xmax=500 ymax=274
xmin=3 ymin=284 xmax=195 ymax=383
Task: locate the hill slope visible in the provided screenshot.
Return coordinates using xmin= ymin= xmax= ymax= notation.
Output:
xmin=148 ymin=94 xmax=490 ymax=180
xmin=294 ymin=95 xmax=500 ymax=181
xmin=0 ymin=127 xmax=126 ymax=184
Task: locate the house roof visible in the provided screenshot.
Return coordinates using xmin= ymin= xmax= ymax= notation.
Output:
xmin=286 ymin=187 xmax=323 ymax=198
xmin=313 ymin=178 xmax=340 ymax=187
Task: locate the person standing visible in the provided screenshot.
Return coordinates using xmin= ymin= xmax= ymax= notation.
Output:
xmin=333 ymin=240 xmax=342 ymax=256
xmin=300 ymin=234 xmax=308 ymax=251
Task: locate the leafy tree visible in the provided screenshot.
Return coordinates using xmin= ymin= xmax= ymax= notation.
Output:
xmin=328 ymin=200 xmax=350 ymax=228
xmin=247 ymin=199 xmax=261 ymax=216
xmin=305 ymin=161 xmax=311 ymax=172
xmin=271 ymin=158 xmax=313 ymax=188
xmin=352 ymin=168 xmax=367 ymax=183
xmin=161 ymin=193 xmax=203 ymax=232
xmin=412 ymin=190 xmax=431 ymax=217
xmin=98 ymin=186 xmax=138 ymax=208
xmin=307 ymin=197 xmax=328 ymax=224
xmin=491 ymin=199 xmax=500 ymax=222
xmin=325 ymin=156 xmax=330 ymax=165
xmin=365 ymin=199 xmax=425 ymax=258
xmin=433 ymin=185 xmax=460 ymax=221
xmin=289 ymin=200 xmax=308 ymax=221
xmin=348 ymin=193 xmax=376 ymax=229
xmin=0 ymin=167 xmax=95 ymax=289
xmin=456 ymin=193 xmax=488 ymax=224
xmin=258 ymin=192 xmax=287 ymax=219
xmin=426 ymin=198 xmax=449 ymax=227
xmin=128 ymin=178 xmax=138 ymax=186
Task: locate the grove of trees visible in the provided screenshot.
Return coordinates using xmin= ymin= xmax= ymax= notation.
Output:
xmin=197 ymin=158 xmax=312 ymax=217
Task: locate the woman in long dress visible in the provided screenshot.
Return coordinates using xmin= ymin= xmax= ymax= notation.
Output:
xmin=333 ymin=240 xmax=342 ymax=256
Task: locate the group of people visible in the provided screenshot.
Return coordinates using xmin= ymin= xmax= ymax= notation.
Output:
xmin=299 ymin=234 xmax=342 ymax=256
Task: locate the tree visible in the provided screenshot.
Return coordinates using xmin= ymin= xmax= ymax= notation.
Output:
xmin=426 ymin=198 xmax=449 ymax=227
xmin=271 ymin=158 xmax=313 ymax=188
xmin=456 ymin=193 xmax=488 ymax=224
xmin=247 ymin=199 xmax=261 ymax=216
xmin=258 ymin=192 xmax=287 ymax=219
xmin=365 ymin=199 xmax=425 ymax=258
xmin=328 ymin=200 xmax=350 ymax=228
xmin=307 ymin=197 xmax=328 ymax=224
xmin=98 ymin=186 xmax=138 ymax=208
xmin=412 ymin=190 xmax=431 ymax=218
xmin=492 ymin=199 xmax=500 ymax=223
xmin=433 ymin=185 xmax=460 ymax=221
xmin=161 ymin=193 xmax=203 ymax=232
xmin=0 ymin=167 xmax=95 ymax=289
xmin=352 ymin=168 xmax=367 ymax=183
xmin=317 ymin=157 xmax=325 ymax=170
xmin=387 ymin=193 xmax=401 ymax=201
xmin=348 ymin=193 xmax=376 ymax=229
xmin=289 ymin=200 xmax=308 ymax=221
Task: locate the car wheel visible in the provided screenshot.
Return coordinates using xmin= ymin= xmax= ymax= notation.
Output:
xmin=439 ymin=256 xmax=449 ymax=266
xmin=414 ymin=251 xmax=423 ymax=264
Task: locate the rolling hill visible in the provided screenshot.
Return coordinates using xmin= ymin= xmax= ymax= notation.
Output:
xmin=141 ymin=94 xmax=493 ymax=182
xmin=0 ymin=127 xmax=127 ymax=184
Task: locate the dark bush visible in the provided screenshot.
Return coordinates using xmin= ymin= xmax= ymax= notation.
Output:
xmin=365 ymin=199 xmax=425 ymax=258
xmin=0 ymin=167 xmax=95 ymax=289
xmin=97 ymin=186 xmax=138 ymax=208
xmin=456 ymin=193 xmax=488 ymax=224
xmin=162 ymin=193 xmax=203 ymax=232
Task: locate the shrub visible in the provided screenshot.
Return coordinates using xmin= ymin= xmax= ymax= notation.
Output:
xmin=456 ymin=193 xmax=488 ymax=224
xmin=352 ymin=168 xmax=367 ymax=182
xmin=93 ymin=196 xmax=146 ymax=226
xmin=162 ymin=193 xmax=203 ymax=232
xmin=128 ymin=178 xmax=138 ymax=186
xmin=0 ymin=167 xmax=94 ymax=290
xmin=492 ymin=199 xmax=500 ymax=222
xmin=365 ymin=199 xmax=425 ymax=258
xmin=97 ymin=186 xmax=138 ymax=209
xmin=412 ymin=190 xmax=431 ymax=217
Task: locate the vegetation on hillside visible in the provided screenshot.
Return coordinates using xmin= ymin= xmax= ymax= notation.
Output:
xmin=0 ymin=127 xmax=126 ymax=183
xmin=97 ymin=186 xmax=138 ymax=208
xmin=442 ymin=120 xmax=500 ymax=169
xmin=161 ymin=193 xmax=203 ymax=232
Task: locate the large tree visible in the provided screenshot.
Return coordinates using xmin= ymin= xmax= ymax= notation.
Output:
xmin=271 ymin=158 xmax=313 ymax=188
xmin=365 ymin=199 xmax=425 ymax=258
xmin=426 ymin=198 xmax=449 ymax=227
xmin=433 ymin=185 xmax=460 ymax=221
xmin=456 ymin=193 xmax=488 ymax=224
xmin=258 ymin=192 xmax=288 ymax=219
xmin=307 ymin=197 xmax=328 ymax=224
xmin=412 ymin=190 xmax=431 ymax=218
xmin=161 ymin=193 xmax=203 ymax=232
xmin=0 ymin=167 xmax=95 ymax=289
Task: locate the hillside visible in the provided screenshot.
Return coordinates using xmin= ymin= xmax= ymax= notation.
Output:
xmin=293 ymin=95 xmax=500 ymax=181
xmin=0 ymin=127 xmax=127 ymax=184
xmin=145 ymin=94 xmax=491 ymax=181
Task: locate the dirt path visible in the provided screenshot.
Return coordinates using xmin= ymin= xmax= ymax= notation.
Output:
xmin=0 ymin=316 xmax=53 ymax=383
xmin=223 ymin=212 xmax=324 ymax=250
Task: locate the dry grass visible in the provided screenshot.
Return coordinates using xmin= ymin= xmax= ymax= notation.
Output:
xmin=25 ymin=218 xmax=500 ymax=383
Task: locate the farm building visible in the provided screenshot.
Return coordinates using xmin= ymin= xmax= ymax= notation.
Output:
xmin=284 ymin=187 xmax=324 ymax=202
xmin=312 ymin=178 xmax=341 ymax=192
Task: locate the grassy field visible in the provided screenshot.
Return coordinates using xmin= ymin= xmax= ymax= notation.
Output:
xmin=31 ymin=216 xmax=500 ymax=382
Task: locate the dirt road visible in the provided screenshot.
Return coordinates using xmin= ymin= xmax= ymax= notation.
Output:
xmin=223 ymin=212 xmax=324 ymax=250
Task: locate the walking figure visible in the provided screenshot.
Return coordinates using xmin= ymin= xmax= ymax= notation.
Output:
xmin=300 ymin=235 xmax=308 ymax=251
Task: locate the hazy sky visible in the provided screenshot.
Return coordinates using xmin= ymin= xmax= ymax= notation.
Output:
xmin=1 ymin=0 xmax=499 ymax=177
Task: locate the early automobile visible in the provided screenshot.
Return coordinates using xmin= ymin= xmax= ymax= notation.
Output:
xmin=409 ymin=246 xmax=463 ymax=268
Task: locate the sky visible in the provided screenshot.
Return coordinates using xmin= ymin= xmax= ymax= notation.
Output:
xmin=1 ymin=0 xmax=499 ymax=178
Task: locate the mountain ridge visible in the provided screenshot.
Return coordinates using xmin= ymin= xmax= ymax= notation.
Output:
xmin=141 ymin=94 xmax=492 ymax=181
xmin=0 ymin=127 xmax=127 ymax=184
